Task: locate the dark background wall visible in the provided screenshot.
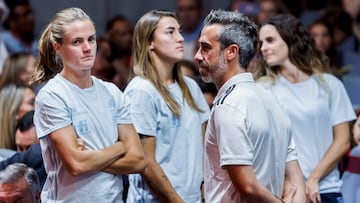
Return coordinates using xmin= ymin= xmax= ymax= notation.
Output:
xmin=31 ymin=0 xmax=228 ymax=37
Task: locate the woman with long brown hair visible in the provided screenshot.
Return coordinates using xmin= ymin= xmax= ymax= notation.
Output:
xmin=125 ymin=10 xmax=210 ymax=203
xmin=256 ymin=14 xmax=356 ymax=203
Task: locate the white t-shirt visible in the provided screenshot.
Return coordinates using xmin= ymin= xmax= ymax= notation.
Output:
xmin=204 ymin=73 xmax=297 ymax=202
xmin=125 ymin=76 xmax=210 ymax=203
xmin=34 ymin=74 xmax=132 ymax=202
xmin=259 ymin=73 xmax=356 ymax=193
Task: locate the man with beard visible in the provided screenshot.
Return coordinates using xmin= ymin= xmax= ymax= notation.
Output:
xmin=194 ymin=10 xmax=306 ymax=203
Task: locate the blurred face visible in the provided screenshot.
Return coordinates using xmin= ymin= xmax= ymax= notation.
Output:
xmin=150 ymin=16 xmax=184 ymax=64
xmin=353 ymin=117 xmax=360 ymax=145
xmin=194 ymin=24 xmax=227 ymax=85
xmin=92 ymin=39 xmax=112 ymax=80
xmin=342 ymin=0 xmax=360 ymax=18
xmin=181 ymin=65 xmax=196 ymax=78
xmin=309 ymin=23 xmax=332 ymax=53
xmin=16 ymin=88 xmax=35 ymax=120
xmin=231 ymin=0 xmax=243 ymax=11
xmin=11 ymin=4 xmax=35 ymax=35
xmin=333 ymin=27 xmax=347 ymax=45
xmin=108 ymin=20 xmax=132 ymax=52
xmin=259 ymin=24 xmax=289 ymax=67
xmin=177 ymin=0 xmax=202 ymax=32
xmin=19 ymin=55 xmax=36 ymax=84
xmin=258 ymin=0 xmax=277 ymax=24
xmin=16 ymin=126 xmax=38 ymax=152
xmin=0 ymin=178 xmax=37 ymax=203
xmin=54 ymin=19 xmax=97 ymax=72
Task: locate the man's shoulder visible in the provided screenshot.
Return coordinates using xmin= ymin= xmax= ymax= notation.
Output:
xmin=214 ymin=82 xmax=262 ymax=107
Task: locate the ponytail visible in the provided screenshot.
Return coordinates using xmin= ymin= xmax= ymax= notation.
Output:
xmin=31 ymin=24 xmax=62 ymax=85
xmin=30 ymin=7 xmax=91 ymax=85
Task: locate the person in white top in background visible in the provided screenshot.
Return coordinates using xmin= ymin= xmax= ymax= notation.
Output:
xmin=194 ymin=9 xmax=305 ymax=203
xmin=176 ymin=0 xmax=204 ymax=60
xmin=256 ymin=14 xmax=356 ymax=203
xmin=31 ymin=7 xmax=144 ymax=202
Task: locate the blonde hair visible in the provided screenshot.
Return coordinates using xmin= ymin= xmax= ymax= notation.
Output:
xmin=132 ymin=10 xmax=203 ymax=116
xmin=31 ymin=7 xmax=92 ymax=84
xmin=0 ymin=85 xmax=30 ymax=150
xmin=0 ymin=53 xmax=33 ymax=89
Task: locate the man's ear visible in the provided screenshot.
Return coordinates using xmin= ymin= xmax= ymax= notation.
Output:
xmin=225 ymin=44 xmax=239 ymax=61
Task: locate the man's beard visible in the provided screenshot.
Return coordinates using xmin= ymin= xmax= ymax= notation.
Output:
xmin=200 ymin=51 xmax=227 ymax=84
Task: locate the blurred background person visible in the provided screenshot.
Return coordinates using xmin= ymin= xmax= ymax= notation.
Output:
xmin=0 ymin=110 xmax=46 ymax=188
xmin=176 ymin=0 xmax=204 ymax=60
xmin=229 ymin=0 xmax=260 ymax=23
xmin=178 ymin=59 xmax=217 ymax=109
xmin=0 ymin=163 xmax=40 ymax=203
xmin=320 ymin=6 xmax=360 ymax=109
xmin=91 ymin=37 xmax=114 ymax=82
xmin=354 ymin=12 xmax=360 ymax=42
xmin=257 ymin=0 xmax=289 ymax=25
xmin=106 ymin=15 xmax=133 ymax=91
xmin=342 ymin=0 xmax=360 ymax=33
xmin=299 ymin=0 xmax=328 ymax=27
xmin=0 ymin=84 xmax=35 ymax=151
xmin=1 ymin=0 xmax=38 ymax=56
xmin=0 ymin=0 xmax=9 ymax=74
xmin=195 ymin=78 xmax=217 ymax=109
xmin=103 ymin=16 xmax=135 ymax=200
xmin=14 ymin=110 xmax=39 ymax=152
xmin=321 ymin=7 xmax=358 ymax=54
xmin=308 ymin=18 xmax=344 ymax=79
xmin=0 ymin=52 xmax=35 ymax=89
xmin=178 ymin=59 xmax=199 ymax=79
xmin=333 ymin=1 xmax=360 ymax=109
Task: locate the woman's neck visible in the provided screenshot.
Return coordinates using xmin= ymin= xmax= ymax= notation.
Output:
xmin=152 ymin=55 xmax=175 ymax=85
xmin=60 ymin=69 xmax=92 ymax=89
xmin=278 ymin=63 xmax=310 ymax=83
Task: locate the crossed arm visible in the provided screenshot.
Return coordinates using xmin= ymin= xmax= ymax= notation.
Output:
xmin=102 ymin=124 xmax=145 ymax=174
xmin=49 ymin=123 xmax=145 ymax=176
